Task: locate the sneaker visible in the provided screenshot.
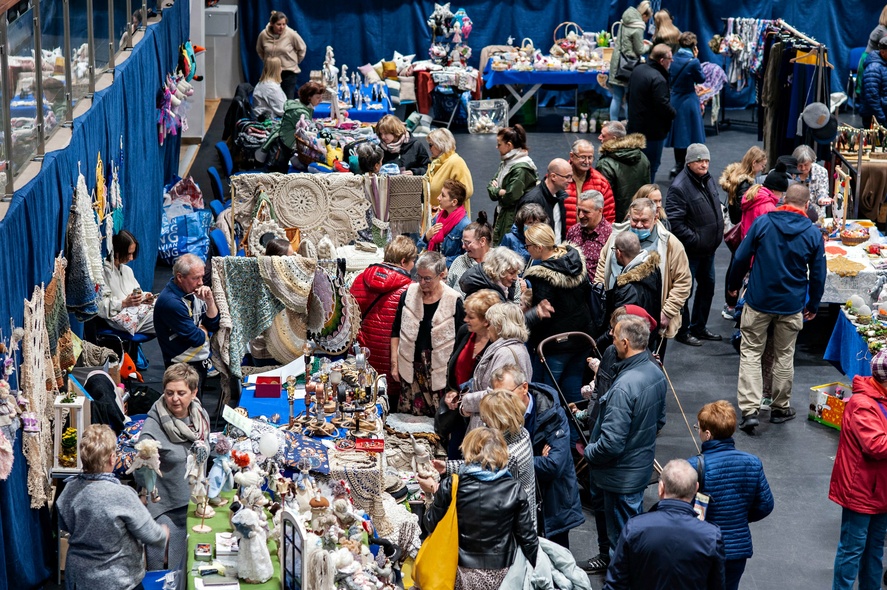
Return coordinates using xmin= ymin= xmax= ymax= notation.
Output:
xmin=770 ymin=407 xmax=796 ymax=424
xmin=206 ymin=365 xmax=220 ymax=378
xmin=581 ymin=553 xmax=610 ymax=574
xmin=721 ymin=305 xmax=735 ymax=320
xmin=739 ymin=411 xmax=760 ymax=432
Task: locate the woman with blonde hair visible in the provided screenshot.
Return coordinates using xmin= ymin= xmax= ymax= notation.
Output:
xmin=651 ymin=9 xmax=681 ymax=50
xmin=426 ymin=127 xmax=474 ymax=213
xmin=253 ymin=56 xmax=287 ymax=118
xmin=375 ymin=114 xmax=430 ymax=175
xmin=524 ymin=224 xmax=594 ymax=402
xmin=421 ymin=426 xmax=538 ymax=589
xmin=719 ymin=146 xmax=767 ymax=226
xmin=57 ymin=424 xmax=169 ymax=590
xmin=631 ymin=183 xmax=667 ymax=226
xmin=458 ymin=302 xmax=534 ymax=431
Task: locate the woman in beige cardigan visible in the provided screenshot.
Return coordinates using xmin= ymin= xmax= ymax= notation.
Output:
xmin=391 ymin=251 xmax=465 ymax=416
xmin=256 ymin=11 xmax=307 ymax=100
xmin=426 ymin=128 xmax=474 ymax=215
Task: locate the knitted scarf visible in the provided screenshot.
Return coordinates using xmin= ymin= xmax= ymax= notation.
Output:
xmin=495 ymin=148 xmax=535 ymax=187
xmin=427 ymin=206 xmax=466 ymax=253
xmin=382 ymin=131 xmax=409 ymax=154
xmin=149 ymin=397 xmax=210 ymax=444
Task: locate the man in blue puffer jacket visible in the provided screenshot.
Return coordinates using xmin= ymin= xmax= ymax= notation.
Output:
xmin=860 ymin=36 xmax=887 ymax=129
xmin=491 ymin=364 xmax=585 ymax=548
xmin=585 ymin=315 xmax=667 ymax=552
xmin=688 ymin=400 xmax=774 ymax=590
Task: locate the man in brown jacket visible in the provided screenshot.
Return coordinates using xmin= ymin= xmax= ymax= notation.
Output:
xmin=595 ymin=198 xmax=692 ymax=360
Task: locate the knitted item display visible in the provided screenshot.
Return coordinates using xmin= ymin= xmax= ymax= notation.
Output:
xmin=307 ymin=266 xmax=361 ymax=356
xmin=44 ymin=257 xmax=75 ymax=388
xmin=76 ymin=170 xmax=106 ymax=294
xmin=265 ymin=309 xmax=308 ymax=365
xmin=66 ymin=171 xmax=106 ymax=320
xmin=22 ymin=285 xmax=59 ymax=508
xmin=230 ymin=173 xmax=371 ymax=248
xmin=210 ymin=260 xmax=234 ymax=374
xmin=256 ymin=255 xmax=316 ymax=314
xmin=387 ymin=175 xmax=426 ymax=236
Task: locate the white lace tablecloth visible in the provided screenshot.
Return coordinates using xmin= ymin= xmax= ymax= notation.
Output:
xmin=822 ymin=238 xmax=884 ymax=304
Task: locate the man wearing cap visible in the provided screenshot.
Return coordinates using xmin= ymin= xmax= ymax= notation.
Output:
xmin=860 ymin=36 xmax=887 ymax=129
xmin=727 ymin=184 xmax=826 ymax=433
xmin=665 ymin=143 xmax=724 ymax=347
xmin=829 ymin=349 xmax=887 ymax=589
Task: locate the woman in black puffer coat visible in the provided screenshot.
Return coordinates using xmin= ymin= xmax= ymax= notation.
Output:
xmin=523 ymin=224 xmax=594 ymax=404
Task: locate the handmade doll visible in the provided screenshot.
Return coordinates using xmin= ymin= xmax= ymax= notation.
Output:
xmin=207 ymin=435 xmax=234 ymax=506
xmin=186 ymin=440 xmax=214 ymax=518
xmin=126 ymin=439 xmax=163 ymax=502
xmin=232 ymin=505 xmax=274 ymax=584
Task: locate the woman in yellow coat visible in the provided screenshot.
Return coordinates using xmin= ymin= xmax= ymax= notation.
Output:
xmin=426 ymin=128 xmax=474 ymax=216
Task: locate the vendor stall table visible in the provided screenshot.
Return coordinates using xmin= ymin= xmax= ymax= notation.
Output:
xmin=185 ymin=493 xmax=281 ymax=590
xmin=824 ymin=311 xmax=872 ymax=381
xmin=314 ymin=84 xmax=393 ymax=123
xmin=483 ymin=59 xmax=608 ymax=121
xmin=821 ymin=225 xmax=885 ymax=304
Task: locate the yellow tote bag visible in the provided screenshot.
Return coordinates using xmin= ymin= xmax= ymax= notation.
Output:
xmin=414 ymin=474 xmax=460 ymax=590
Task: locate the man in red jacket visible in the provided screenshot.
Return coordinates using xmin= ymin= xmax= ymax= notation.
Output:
xmin=349 ymin=236 xmax=417 ymax=409
xmin=829 ymin=349 xmax=887 ymax=590
xmin=566 ymin=139 xmax=615 ymax=226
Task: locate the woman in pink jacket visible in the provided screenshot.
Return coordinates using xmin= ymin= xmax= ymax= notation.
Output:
xmin=830 ymin=349 xmax=887 ymax=590
xmin=739 ymin=163 xmax=790 ymax=240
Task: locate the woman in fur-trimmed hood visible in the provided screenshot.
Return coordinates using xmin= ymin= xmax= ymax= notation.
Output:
xmin=523 ymin=224 xmax=594 ymax=403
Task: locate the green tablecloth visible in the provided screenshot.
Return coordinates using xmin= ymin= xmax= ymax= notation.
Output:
xmin=186 ymin=492 xmax=281 ymax=590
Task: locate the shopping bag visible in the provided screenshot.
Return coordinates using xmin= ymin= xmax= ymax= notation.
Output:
xmin=414 ymin=474 xmax=459 ymax=590
xmin=158 ymin=208 xmax=213 ymax=264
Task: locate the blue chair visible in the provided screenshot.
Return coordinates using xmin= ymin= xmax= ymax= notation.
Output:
xmin=209 ymin=199 xmax=229 ymax=217
xmin=210 ymin=227 xmax=232 ymax=257
xmin=215 ymin=141 xmax=234 ymax=176
xmin=207 ymin=165 xmax=226 ymax=203
xmin=847 ymin=46 xmax=866 ymax=111
xmin=93 ymin=324 xmax=155 ymax=371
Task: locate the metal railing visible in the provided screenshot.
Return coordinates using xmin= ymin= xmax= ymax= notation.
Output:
xmin=1 ymin=0 xmax=142 ymax=199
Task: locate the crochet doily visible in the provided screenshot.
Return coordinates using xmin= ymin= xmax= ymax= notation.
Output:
xmin=22 ymin=285 xmax=58 ymax=508
xmin=246 ymin=218 xmax=287 ymax=257
xmin=265 ymin=309 xmax=308 ymax=365
xmin=257 ymin=255 xmax=316 ymax=314
xmin=230 ymin=173 xmax=371 ymax=248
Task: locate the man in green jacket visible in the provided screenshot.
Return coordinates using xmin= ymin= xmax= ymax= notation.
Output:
xmin=597 ymin=121 xmax=651 ymax=222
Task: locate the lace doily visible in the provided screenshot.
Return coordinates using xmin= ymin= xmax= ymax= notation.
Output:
xmin=246 ymin=218 xmax=287 ymax=257
xmin=257 ymin=255 xmax=316 ymax=314
xmin=266 ymin=309 xmax=308 ymax=365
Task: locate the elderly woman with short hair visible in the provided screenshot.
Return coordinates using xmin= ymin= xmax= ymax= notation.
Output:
xmin=391 ymin=251 xmax=465 ymax=416
xmin=138 ymin=363 xmax=211 ymax=571
xmin=58 ymin=424 xmax=169 ymax=590
xmin=458 ymin=302 xmax=534 ymax=431
xmin=426 ymin=127 xmax=474 ymax=214
xmin=459 ymin=246 xmax=525 ymax=303
xmin=792 ymin=145 xmax=832 ymax=219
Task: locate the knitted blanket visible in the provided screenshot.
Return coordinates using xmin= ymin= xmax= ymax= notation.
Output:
xmin=230 ymin=173 xmax=371 ymax=247
xmin=214 ymin=257 xmax=284 ymax=378
xmin=387 ymin=175 xmax=426 ymax=236
xmin=65 ymin=206 xmax=99 ymax=320
xmin=22 ymin=285 xmax=58 ymax=509
xmin=44 ymin=257 xmax=75 ymax=388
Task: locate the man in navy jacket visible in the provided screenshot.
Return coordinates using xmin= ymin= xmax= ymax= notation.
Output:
xmin=491 ymin=364 xmax=584 ymax=548
xmin=154 ymin=253 xmax=220 ymax=395
xmin=604 ymin=459 xmax=725 ymax=590
xmin=727 ymin=184 xmax=826 ymax=433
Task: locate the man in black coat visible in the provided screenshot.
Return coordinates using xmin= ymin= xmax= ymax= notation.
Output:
xmin=626 ymin=44 xmax=676 ymax=182
xmin=491 ymin=364 xmax=584 ymax=549
xmin=517 ymin=158 xmax=571 ymax=242
xmin=665 ymin=143 xmax=724 ymax=347
xmin=604 ymin=459 xmax=726 ymax=590
xmin=605 ymin=231 xmax=662 ymax=336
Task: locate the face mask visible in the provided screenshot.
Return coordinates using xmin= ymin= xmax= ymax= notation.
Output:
xmin=631 ymin=227 xmax=652 ymax=241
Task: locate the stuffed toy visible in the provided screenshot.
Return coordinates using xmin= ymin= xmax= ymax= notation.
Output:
xmin=126 ymin=438 xmax=163 ymax=502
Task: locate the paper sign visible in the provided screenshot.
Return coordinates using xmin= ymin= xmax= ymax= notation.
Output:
xmin=222 ymin=405 xmax=253 ymax=435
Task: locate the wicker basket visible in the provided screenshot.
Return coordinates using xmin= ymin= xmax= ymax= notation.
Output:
xmin=841 ymin=235 xmax=869 ymax=247
xmin=553 ymin=21 xmax=584 ymax=51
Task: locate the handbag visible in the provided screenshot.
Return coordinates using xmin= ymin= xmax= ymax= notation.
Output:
xmin=414 ymin=474 xmax=460 ymax=590
xmin=614 ymin=52 xmax=640 ymax=83
xmin=724 ymin=222 xmax=742 ymax=253
xmin=588 ymin=281 xmax=608 ymax=337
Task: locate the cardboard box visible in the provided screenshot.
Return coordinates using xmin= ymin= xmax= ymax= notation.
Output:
xmin=808 ymin=382 xmax=851 ymax=430
xmin=254 ymin=376 xmax=282 ymax=399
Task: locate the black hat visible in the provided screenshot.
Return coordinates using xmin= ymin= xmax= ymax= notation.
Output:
xmin=763 ymin=162 xmax=790 ymax=193
xmin=811 ymin=114 xmax=839 ymax=145
xmin=775 ymin=155 xmax=800 ymax=175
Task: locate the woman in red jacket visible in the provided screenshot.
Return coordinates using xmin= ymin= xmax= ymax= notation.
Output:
xmin=349 ymin=236 xmax=417 ymax=409
xmin=829 ymin=349 xmax=887 ymax=590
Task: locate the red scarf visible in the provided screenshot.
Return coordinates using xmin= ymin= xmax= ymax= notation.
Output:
xmin=428 ymin=206 xmax=466 ymax=253
xmin=776 ymin=204 xmax=807 ymax=216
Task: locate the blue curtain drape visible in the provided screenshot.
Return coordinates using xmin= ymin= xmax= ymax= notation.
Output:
xmin=0 ymin=1 xmax=187 ymax=587
xmin=239 ymin=0 xmax=884 ymax=104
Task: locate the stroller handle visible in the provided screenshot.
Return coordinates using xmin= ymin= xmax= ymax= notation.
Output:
xmin=535 ymin=331 xmax=598 ymax=363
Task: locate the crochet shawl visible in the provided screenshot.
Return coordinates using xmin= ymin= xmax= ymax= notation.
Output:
xmin=45 ymin=257 xmax=75 ymax=388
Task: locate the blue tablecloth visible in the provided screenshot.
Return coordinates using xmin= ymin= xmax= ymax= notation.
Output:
xmin=483 ymin=61 xmax=610 ymax=97
xmin=313 ymin=83 xmax=392 ymax=123
xmin=239 ymin=379 xmax=303 ymax=419
xmin=824 ymin=312 xmax=872 ymax=380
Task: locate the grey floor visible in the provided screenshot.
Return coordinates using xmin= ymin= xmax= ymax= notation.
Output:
xmin=47 ymin=105 xmax=863 ymax=589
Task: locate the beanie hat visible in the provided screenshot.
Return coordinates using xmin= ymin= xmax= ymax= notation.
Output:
xmin=872 ymin=348 xmax=887 ymax=383
xmin=763 ymin=162 xmax=790 ymax=193
xmin=685 ymin=143 xmax=710 ymax=163
xmin=624 ymin=304 xmax=658 ymax=331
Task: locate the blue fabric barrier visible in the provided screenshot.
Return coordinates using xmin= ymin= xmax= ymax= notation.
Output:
xmin=0 ymin=2 xmax=188 ymax=588
xmin=238 ymin=1 xmax=884 ymax=109
xmin=824 ymin=312 xmax=872 ymax=381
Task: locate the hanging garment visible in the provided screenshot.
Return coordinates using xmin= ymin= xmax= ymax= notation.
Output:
xmin=44 ymin=257 xmax=75 ymax=388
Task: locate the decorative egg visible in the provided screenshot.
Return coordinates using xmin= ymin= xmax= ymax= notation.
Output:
xmin=849 ymin=295 xmax=866 ymax=309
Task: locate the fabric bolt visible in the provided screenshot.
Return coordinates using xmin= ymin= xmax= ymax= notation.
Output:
xmin=22 ymin=285 xmax=57 ymax=509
